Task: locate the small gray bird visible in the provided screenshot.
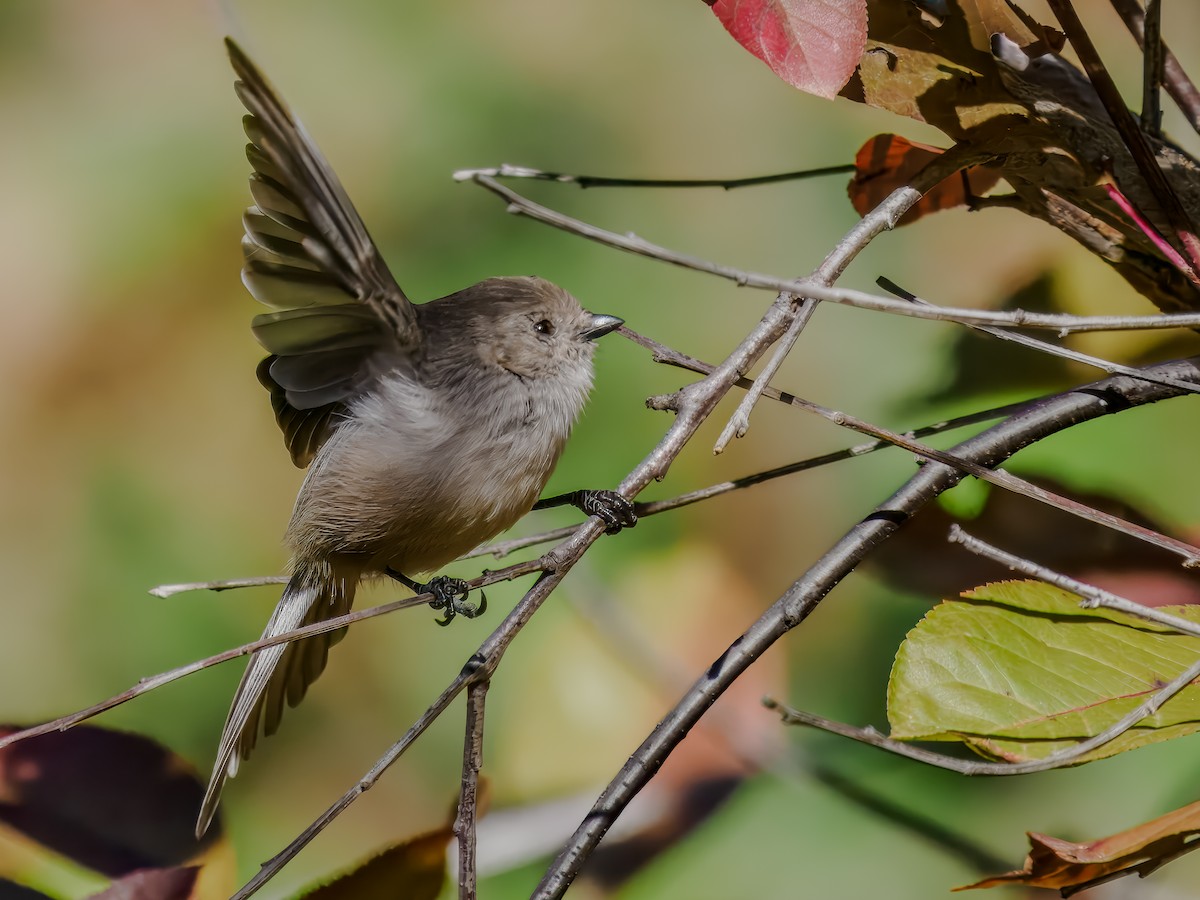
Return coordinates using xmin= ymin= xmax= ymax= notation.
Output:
xmin=196 ymin=39 xmax=633 ymax=836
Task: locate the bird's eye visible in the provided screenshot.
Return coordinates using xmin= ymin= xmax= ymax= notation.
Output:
xmin=534 ymin=319 xmax=555 ymax=335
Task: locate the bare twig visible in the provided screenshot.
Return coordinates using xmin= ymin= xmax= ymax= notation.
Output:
xmin=1110 ymin=0 xmax=1200 ymax=134
xmin=533 ymin=356 xmax=1200 ymax=898
xmin=467 ymin=397 xmax=1031 ymax=563
xmin=567 ymin=573 xmax=1013 ymax=876
xmin=1141 ymin=0 xmax=1164 ymax=135
xmin=1047 ymin=0 xmax=1200 ymax=274
xmin=0 ymin=559 xmax=545 ymax=753
xmin=712 ymin=299 xmax=817 ymax=454
xmin=455 ymin=169 xmax=1200 ymax=332
xmin=629 ymin=320 xmax=1200 ymax=561
xmin=947 ymin=525 xmax=1200 ymax=638
xmin=456 ymin=680 xmax=489 ymax=900
xmin=879 ymin=276 xmax=1200 ymax=397
xmin=736 ymin=381 xmax=1200 ymax=564
xmin=469 ymin=162 xmax=856 ymax=190
xmin=150 ymin=575 xmax=288 ymax=598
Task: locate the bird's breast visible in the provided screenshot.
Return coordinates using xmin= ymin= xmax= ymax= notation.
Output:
xmin=286 ymin=370 xmax=582 ymax=575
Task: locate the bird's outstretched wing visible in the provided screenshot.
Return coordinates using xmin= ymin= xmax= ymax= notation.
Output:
xmin=227 ymin=37 xmax=418 ymax=466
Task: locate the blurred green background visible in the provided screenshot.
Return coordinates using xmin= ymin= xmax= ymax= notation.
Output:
xmin=3 ymin=1 xmax=1200 ymax=897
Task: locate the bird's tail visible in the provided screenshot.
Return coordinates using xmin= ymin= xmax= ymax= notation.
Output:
xmin=195 ymin=562 xmax=356 ymax=837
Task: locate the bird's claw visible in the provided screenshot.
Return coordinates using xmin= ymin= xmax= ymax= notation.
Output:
xmin=425 ymin=576 xmax=487 ymax=626
xmin=578 ymin=489 xmax=638 ymax=535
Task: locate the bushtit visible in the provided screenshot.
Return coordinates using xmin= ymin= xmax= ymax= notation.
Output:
xmin=196 ymin=39 xmax=633 ymax=836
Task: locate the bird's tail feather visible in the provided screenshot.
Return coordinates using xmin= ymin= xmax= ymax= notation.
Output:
xmin=195 ymin=564 xmax=355 ymax=837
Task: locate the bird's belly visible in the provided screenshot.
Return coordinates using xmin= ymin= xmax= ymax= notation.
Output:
xmin=287 ymin=416 xmax=563 ymax=576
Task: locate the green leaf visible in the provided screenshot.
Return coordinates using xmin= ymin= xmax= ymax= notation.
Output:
xmin=888 ymin=580 xmax=1200 ymax=762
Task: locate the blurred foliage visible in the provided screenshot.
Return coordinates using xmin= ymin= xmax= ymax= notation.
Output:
xmin=2 ymin=1 xmax=1200 ymax=897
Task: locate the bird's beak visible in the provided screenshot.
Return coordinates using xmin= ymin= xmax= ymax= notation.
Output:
xmin=580 ymin=313 xmax=623 ymax=341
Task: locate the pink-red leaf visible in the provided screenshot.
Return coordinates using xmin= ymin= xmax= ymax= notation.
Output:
xmin=710 ymin=0 xmax=867 ymax=99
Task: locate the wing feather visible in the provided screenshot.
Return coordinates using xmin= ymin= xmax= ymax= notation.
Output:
xmin=227 ymin=38 xmax=420 ymax=465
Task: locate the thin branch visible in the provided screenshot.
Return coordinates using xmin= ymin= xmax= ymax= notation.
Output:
xmin=150 ymin=575 xmax=288 ymax=598
xmin=625 ymin=321 xmax=1200 ymax=560
xmin=713 ymin=299 xmax=817 ymax=453
xmin=468 ymin=398 xmax=1031 ymax=563
xmin=566 ymin=574 xmax=1013 ymax=875
xmin=753 ymin=383 xmax=1200 ymax=564
xmin=468 ymin=162 xmax=856 ymax=190
xmin=1046 ymin=0 xmax=1200 ymax=273
xmin=1141 ymin=0 xmax=1163 ymax=135
xmin=877 ymin=276 xmax=1200 ymax=397
xmin=1109 ymin=0 xmax=1200 ymax=134
xmin=710 ymin=143 xmax=997 ymax=452
xmin=455 ymin=169 xmax=1200 ymax=332
xmin=947 ymin=525 xmax=1200 ymax=638
xmin=0 ymin=559 xmax=545 ymax=753
xmin=456 ymin=680 xmax=489 ymax=900
xmin=533 ymin=357 xmax=1200 ymax=898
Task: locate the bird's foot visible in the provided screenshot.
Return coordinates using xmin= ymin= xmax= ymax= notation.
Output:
xmin=426 ymin=576 xmax=487 ymax=626
xmin=386 ymin=570 xmax=487 ymax=626
xmin=575 ymin=489 xmax=637 ymax=534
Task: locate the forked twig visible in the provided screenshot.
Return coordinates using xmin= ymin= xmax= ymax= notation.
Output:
xmin=1109 ymin=0 xmax=1200 ymax=134
xmin=455 ymin=680 xmax=489 ymax=899
xmin=472 ymin=162 xmax=856 ymax=190
xmin=456 ymin=168 xmax=1200 ymax=332
xmin=0 ymin=559 xmax=544 ymax=753
xmin=948 ymin=525 xmax=1200 ymax=637
xmin=878 ymin=276 xmax=1200 ymax=397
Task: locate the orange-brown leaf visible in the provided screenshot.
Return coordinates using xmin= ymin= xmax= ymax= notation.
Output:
xmin=301 ymin=827 xmax=451 ymax=900
xmin=300 ymin=781 xmax=493 ymax=900
xmin=959 ymin=799 xmax=1200 ymax=893
xmin=849 ymin=134 xmax=1002 ymax=224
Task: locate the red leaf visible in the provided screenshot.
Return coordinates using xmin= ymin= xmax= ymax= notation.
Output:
xmin=710 ymin=0 xmax=867 ymax=99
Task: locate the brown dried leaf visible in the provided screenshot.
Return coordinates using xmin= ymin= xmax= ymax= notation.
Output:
xmin=300 ymin=828 xmax=450 ymax=900
xmin=299 ymin=782 xmax=491 ymax=900
xmin=959 ymin=799 xmax=1200 ymax=893
xmin=849 ymin=134 xmax=1002 ymax=224
xmin=869 ymin=474 xmax=1200 ymax=607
